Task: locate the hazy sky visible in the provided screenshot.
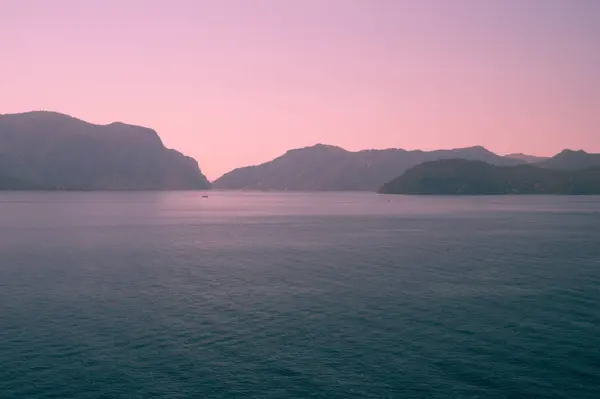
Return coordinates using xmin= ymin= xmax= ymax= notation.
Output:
xmin=2 ymin=0 xmax=600 ymax=179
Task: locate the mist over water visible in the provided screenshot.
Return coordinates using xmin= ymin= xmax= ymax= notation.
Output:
xmin=1 ymin=192 xmax=599 ymax=398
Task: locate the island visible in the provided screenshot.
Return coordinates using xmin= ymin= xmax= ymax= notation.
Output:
xmin=378 ymin=159 xmax=600 ymax=195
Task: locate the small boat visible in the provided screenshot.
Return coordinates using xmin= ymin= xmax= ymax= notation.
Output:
xmin=201 ymin=194 xmax=209 ymax=198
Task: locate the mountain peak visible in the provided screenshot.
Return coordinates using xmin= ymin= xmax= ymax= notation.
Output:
xmin=285 ymin=143 xmax=347 ymax=155
xmin=12 ymin=110 xmax=72 ymax=117
xmin=1 ymin=111 xmax=164 ymax=146
xmin=310 ymin=143 xmax=346 ymax=151
xmin=3 ymin=110 xmax=84 ymax=123
xmin=4 ymin=111 xmax=153 ymax=131
xmin=537 ymin=149 xmax=600 ymax=170
xmin=557 ymin=149 xmax=587 ymax=156
xmin=459 ymin=145 xmax=493 ymax=154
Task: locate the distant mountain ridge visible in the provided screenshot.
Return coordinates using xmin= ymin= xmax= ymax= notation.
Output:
xmin=213 ymin=144 xmax=527 ymax=191
xmin=379 ymin=159 xmax=600 ymax=195
xmin=505 ymin=153 xmax=548 ymax=163
xmin=0 ymin=111 xmax=210 ymax=190
xmin=536 ymin=149 xmax=600 ymax=170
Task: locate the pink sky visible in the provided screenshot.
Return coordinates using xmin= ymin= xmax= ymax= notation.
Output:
xmin=2 ymin=0 xmax=600 ymax=179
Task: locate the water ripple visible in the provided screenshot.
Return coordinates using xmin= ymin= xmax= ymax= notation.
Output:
xmin=1 ymin=193 xmax=600 ymax=398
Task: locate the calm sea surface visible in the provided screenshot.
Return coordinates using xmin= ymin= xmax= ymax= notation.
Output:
xmin=1 ymin=192 xmax=600 ymax=398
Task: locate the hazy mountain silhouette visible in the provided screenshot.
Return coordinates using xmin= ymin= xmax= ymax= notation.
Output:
xmin=0 ymin=111 xmax=210 ymax=190
xmin=379 ymin=159 xmax=600 ymax=195
xmin=536 ymin=149 xmax=600 ymax=170
xmin=212 ymin=144 xmax=525 ymax=191
xmin=505 ymin=153 xmax=548 ymax=163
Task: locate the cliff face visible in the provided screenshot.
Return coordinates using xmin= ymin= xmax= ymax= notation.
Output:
xmin=0 ymin=111 xmax=210 ymax=190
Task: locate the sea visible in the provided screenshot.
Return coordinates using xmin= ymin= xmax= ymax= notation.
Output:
xmin=1 ymin=191 xmax=599 ymax=398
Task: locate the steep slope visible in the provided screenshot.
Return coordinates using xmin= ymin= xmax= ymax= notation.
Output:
xmin=379 ymin=159 xmax=600 ymax=195
xmin=0 ymin=111 xmax=210 ymax=190
xmin=536 ymin=149 xmax=600 ymax=170
xmin=213 ymin=144 xmax=524 ymax=191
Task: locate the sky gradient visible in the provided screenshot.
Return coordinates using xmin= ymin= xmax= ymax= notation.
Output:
xmin=2 ymin=0 xmax=600 ymax=179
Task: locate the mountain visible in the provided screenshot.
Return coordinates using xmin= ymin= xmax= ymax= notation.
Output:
xmin=213 ymin=144 xmax=524 ymax=191
xmin=0 ymin=111 xmax=210 ymax=190
xmin=536 ymin=149 xmax=600 ymax=170
xmin=379 ymin=159 xmax=600 ymax=195
xmin=505 ymin=153 xmax=548 ymax=163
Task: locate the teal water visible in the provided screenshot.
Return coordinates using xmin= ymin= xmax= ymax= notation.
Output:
xmin=1 ymin=192 xmax=599 ymax=398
